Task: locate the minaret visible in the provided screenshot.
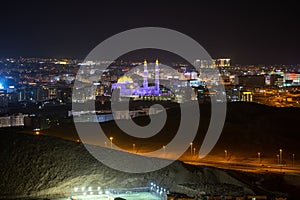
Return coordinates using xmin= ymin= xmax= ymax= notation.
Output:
xmin=143 ymin=60 xmax=148 ymax=89
xmin=155 ymin=59 xmax=160 ymax=93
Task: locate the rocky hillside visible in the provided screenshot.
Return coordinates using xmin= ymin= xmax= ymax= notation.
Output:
xmin=0 ymin=129 xmax=253 ymax=199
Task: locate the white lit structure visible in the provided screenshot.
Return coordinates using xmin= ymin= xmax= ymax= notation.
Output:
xmin=0 ymin=113 xmax=27 ymax=128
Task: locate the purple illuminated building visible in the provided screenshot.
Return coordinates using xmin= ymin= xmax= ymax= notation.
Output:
xmin=112 ymin=59 xmax=164 ymax=97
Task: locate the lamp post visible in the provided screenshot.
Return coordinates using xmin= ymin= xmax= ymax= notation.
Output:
xmin=132 ymin=143 xmax=135 ymax=152
xmin=277 ymin=154 xmax=279 ymax=165
xmin=109 ymin=137 xmax=113 ymax=149
xmin=163 ymin=145 xmax=166 ymax=154
xmin=190 ymin=143 xmax=193 ymax=157
xmin=105 ymin=141 xmax=107 ymax=148
xmin=193 ymin=148 xmax=196 ymax=156
xmin=258 ymin=152 xmax=261 ymax=164
xmin=279 ymin=149 xmax=283 ymax=165
xmin=292 ymin=154 xmax=295 ymax=167
xmin=224 ymin=150 xmax=228 ymax=160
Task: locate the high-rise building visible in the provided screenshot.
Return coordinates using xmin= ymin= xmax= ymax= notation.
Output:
xmin=236 ymin=75 xmax=265 ymax=87
xmin=269 ymin=74 xmax=283 ymax=86
xmin=193 ymin=59 xmax=213 ymax=68
xmin=213 ymin=58 xmax=231 ymax=67
xmin=0 ymin=89 xmax=8 ymax=113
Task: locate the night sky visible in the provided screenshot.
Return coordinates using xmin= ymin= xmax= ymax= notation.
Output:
xmin=1 ymin=0 xmax=300 ymax=65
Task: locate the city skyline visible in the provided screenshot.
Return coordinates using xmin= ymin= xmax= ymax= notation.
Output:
xmin=1 ymin=1 xmax=300 ymax=199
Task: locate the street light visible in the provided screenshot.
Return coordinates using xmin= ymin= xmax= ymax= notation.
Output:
xmin=276 ymin=154 xmax=279 ymax=165
xmin=109 ymin=137 xmax=113 ymax=149
xmin=279 ymin=149 xmax=283 ymax=165
xmin=292 ymin=154 xmax=295 ymax=167
xmin=105 ymin=141 xmax=107 ymax=148
xmin=258 ymin=152 xmax=261 ymax=164
xmin=190 ymin=143 xmax=193 ymax=156
xmin=193 ymin=148 xmax=196 ymax=156
xmin=132 ymin=143 xmax=135 ymax=152
xmin=224 ymin=150 xmax=228 ymax=160
xmin=163 ymin=145 xmax=166 ymax=154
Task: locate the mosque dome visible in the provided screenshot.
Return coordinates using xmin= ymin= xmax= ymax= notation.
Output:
xmin=117 ymin=75 xmax=133 ymax=83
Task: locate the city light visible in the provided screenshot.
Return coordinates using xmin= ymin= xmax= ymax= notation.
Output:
xmin=224 ymin=150 xmax=228 ymax=160
xmin=1 ymin=2 xmax=299 ymax=200
xmin=109 ymin=137 xmax=113 ymax=149
xmin=279 ymin=149 xmax=283 ymax=165
xmin=70 ymin=183 xmax=166 ymax=200
xmin=150 ymin=182 xmax=168 ymax=198
xmin=292 ymin=154 xmax=295 ymax=167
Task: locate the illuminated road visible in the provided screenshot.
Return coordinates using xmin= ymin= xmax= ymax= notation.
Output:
xmin=184 ymin=159 xmax=300 ymax=175
xmin=17 ymin=127 xmax=300 ymax=175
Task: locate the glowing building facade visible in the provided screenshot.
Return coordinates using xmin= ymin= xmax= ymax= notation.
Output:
xmin=112 ymin=59 xmax=164 ymax=97
xmin=284 ymin=73 xmax=300 ymax=86
xmin=213 ymin=58 xmax=231 ymax=67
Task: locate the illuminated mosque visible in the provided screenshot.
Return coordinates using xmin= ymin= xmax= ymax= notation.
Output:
xmin=112 ymin=59 xmax=165 ymax=97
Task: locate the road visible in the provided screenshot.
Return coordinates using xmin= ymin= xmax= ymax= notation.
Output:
xmin=15 ymin=126 xmax=300 ymax=175
xmin=184 ymin=159 xmax=300 ymax=175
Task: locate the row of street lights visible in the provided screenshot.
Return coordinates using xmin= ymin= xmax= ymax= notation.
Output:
xmin=223 ymin=149 xmax=296 ymax=166
xmin=275 ymin=149 xmax=295 ymax=166
xmin=258 ymin=149 xmax=296 ymax=166
xmin=103 ymin=140 xmax=296 ymax=167
xmin=104 ymin=138 xmax=198 ymax=158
